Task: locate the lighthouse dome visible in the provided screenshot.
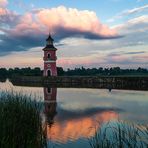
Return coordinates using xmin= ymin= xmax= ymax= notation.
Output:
xmin=43 ymin=34 xmax=57 ymax=51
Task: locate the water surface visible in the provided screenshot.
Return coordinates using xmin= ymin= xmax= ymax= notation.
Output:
xmin=0 ymin=80 xmax=148 ymax=148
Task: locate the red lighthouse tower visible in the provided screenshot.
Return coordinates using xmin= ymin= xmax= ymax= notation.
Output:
xmin=43 ymin=34 xmax=57 ymax=76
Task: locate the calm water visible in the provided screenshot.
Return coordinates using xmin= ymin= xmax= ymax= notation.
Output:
xmin=0 ymin=80 xmax=148 ymax=148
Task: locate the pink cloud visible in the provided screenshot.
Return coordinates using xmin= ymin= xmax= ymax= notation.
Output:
xmin=0 ymin=0 xmax=8 ymax=7
xmin=57 ymin=58 xmax=92 ymax=68
xmin=110 ymin=55 xmax=129 ymax=62
xmin=57 ymin=54 xmax=105 ymax=68
xmin=0 ymin=7 xmax=19 ymax=30
xmin=36 ymin=6 xmax=117 ymax=37
xmin=134 ymin=54 xmax=148 ymax=62
xmin=8 ymin=6 xmax=117 ymax=39
xmin=0 ymin=7 xmax=8 ymax=15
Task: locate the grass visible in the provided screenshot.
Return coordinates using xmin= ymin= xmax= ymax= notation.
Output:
xmin=0 ymin=90 xmax=47 ymax=148
xmin=89 ymin=121 xmax=148 ymax=148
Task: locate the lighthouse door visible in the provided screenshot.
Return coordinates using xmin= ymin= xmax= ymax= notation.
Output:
xmin=47 ymin=70 xmax=51 ymax=76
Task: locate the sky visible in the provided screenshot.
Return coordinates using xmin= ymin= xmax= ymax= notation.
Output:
xmin=0 ymin=0 xmax=148 ymax=69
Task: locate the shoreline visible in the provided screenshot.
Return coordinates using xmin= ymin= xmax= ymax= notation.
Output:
xmin=9 ymin=76 xmax=148 ymax=91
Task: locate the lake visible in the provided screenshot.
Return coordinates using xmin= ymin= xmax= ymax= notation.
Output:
xmin=0 ymin=79 xmax=148 ymax=148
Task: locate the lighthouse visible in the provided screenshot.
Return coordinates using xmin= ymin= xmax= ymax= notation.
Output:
xmin=43 ymin=34 xmax=57 ymax=76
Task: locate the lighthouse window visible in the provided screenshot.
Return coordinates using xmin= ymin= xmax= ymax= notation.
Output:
xmin=47 ymin=40 xmax=52 ymax=45
xmin=47 ymin=53 xmax=51 ymax=59
xmin=47 ymin=88 xmax=51 ymax=93
xmin=47 ymin=70 xmax=51 ymax=76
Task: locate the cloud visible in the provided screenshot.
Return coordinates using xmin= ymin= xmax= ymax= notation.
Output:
xmin=108 ymin=4 xmax=148 ymax=22
xmin=115 ymin=15 xmax=148 ymax=36
xmin=58 ymin=15 xmax=148 ymax=54
xmin=106 ymin=51 xmax=148 ymax=66
xmin=105 ymin=15 xmax=148 ymax=50
xmin=35 ymin=6 xmax=117 ymax=39
xmin=122 ymin=4 xmax=148 ymax=15
xmin=124 ymin=51 xmax=146 ymax=55
xmin=0 ymin=8 xmax=20 ymax=27
xmin=56 ymin=14 xmax=148 ymax=68
xmin=0 ymin=0 xmax=8 ymax=7
xmin=0 ymin=6 xmax=119 ymax=56
xmin=0 ymin=5 xmax=148 ymax=68
xmin=137 ymin=0 xmax=144 ymax=2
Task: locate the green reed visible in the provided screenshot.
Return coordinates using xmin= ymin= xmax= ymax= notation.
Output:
xmin=0 ymin=91 xmax=47 ymax=148
xmin=89 ymin=121 xmax=148 ymax=148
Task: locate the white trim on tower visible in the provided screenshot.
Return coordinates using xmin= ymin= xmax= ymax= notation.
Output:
xmin=44 ymin=61 xmax=56 ymax=63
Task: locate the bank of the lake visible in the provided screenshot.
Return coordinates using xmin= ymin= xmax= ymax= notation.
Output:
xmin=10 ymin=76 xmax=148 ymax=90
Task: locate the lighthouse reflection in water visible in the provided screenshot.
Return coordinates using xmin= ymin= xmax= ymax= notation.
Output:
xmin=43 ymin=87 xmax=57 ymax=146
xmin=43 ymin=87 xmax=119 ymax=147
xmin=43 ymin=87 xmax=57 ymax=126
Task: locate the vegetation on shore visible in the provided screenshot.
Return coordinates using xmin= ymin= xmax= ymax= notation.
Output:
xmin=89 ymin=121 xmax=148 ymax=148
xmin=0 ymin=91 xmax=46 ymax=148
xmin=0 ymin=66 xmax=148 ymax=78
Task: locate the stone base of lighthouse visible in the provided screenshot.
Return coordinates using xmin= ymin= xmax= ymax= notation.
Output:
xmin=43 ymin=62 xmax=57 ymax=76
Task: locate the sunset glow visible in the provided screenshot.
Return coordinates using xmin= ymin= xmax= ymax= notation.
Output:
xmin=45 ymin=111 xmax=118 ymax=143
xmin=0 ymin=0 xmax=147 ymax=68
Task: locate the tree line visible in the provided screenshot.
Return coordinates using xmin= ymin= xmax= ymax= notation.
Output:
xmin=0 ymin=67 xmax=148 ymax=78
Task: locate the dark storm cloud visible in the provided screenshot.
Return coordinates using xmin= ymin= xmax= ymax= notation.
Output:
xmin=108 ymin=51 xmax=146 ymax=57
xmin=0 ymin=33 xmax=46 ymax=56
xmin=53 ymin=26 xmax=122 ymax=41
xmin=0 ymin=28 xmax=119 ymax=56
xmin=124 ymin=51 xmax=146 ymax=55
xmin=0 ymin=26 xmax=121 ymax=56
xmin=0 ymin=27 xmax=120 ymax=56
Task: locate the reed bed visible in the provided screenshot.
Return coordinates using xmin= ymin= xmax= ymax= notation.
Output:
xmin=89 ymin=121 xmax=148 ymax=148
xmin=0 ymin=91 xmax=46 ymax=148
